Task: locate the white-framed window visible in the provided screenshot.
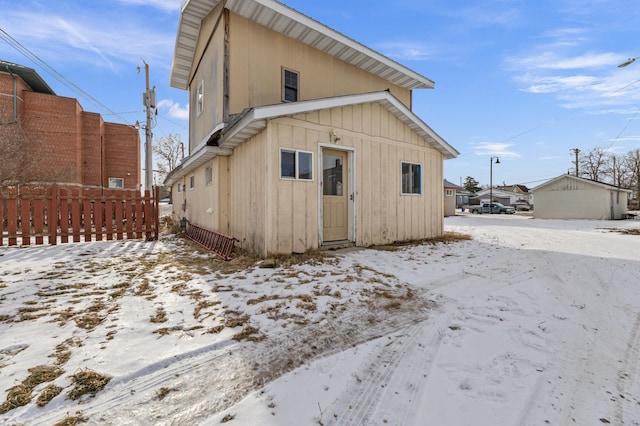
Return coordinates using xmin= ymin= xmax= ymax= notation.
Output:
xmin=282 ymin=68 xmax=299 ymax=102
xmin=401 ymin=161 xmax=422 ymax=195
xmin=280 ymin=149 xmax=313 ymax=180
xmin=196 ymin=80 xmax=204 ymax=117
xmin=177 ymin=182 xmax=182 ymax=193
xmin=205 ymin=165 xmax=213 ymax=186
xmin=445 ymin=189 xmax=453 ymax=196
xmin=189 ymin=175 xmax=195 ymax=189
xmin=108 ymin=177 xmax=124 ymax=189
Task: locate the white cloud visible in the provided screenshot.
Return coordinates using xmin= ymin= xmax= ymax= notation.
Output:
xmin=0 ymin=8 xmax=175 ymax=70
xmin=116 ymin=0 xmax=180 ymax=13
xmin=474 ymin=142 xmax=521 ymax=158
xmin=158 ymin=99 xmax=189 ymax=120
xmin=377 ymin=42 xmax=434 ymax=61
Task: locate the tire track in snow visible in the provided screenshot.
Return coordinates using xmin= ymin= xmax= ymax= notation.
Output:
xmin=327 ymin=307 xmax=454 ymax=426
xmin=614 ymin=311 xmax=640 ymax=426
xmin=18 ymin=340 xmax=240 ymax=426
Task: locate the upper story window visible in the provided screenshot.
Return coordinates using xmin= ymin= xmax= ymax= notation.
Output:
xmin=196 ymin=80 xmax=204 ymax=117
xmin=401 ymin=161 xmax=422 ymax=195
xmin=189 ymin=175 xmax=195 ymax=189
xmin=282 ymin=68 xmax=299 ymax=102
xmin=205 ymin=165 xmax=213 ymax=186
xmin=445 ymin=189 xmax=453 ymax=196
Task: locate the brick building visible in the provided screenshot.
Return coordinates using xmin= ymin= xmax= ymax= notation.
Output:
xmin=0 ymin=60 xmax=140 ymax=189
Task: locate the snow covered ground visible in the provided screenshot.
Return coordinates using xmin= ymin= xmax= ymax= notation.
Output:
xmin=1 ymin=214 xmax=640 ymax=425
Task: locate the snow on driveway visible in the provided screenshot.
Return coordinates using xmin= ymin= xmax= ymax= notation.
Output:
xmin=1 ymin=214 xmax=639 ymax=425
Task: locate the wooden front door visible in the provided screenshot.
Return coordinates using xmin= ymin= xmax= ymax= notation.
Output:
xmin=322 ymin=149 xmax=348 ymax=242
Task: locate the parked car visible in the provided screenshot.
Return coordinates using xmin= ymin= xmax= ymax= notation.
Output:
xmin=470 ymin=202 xmax=515 ymax=214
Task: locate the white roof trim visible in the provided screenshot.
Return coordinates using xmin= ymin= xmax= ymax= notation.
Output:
xmin=165 ymin=91 xmax=458 ymax=185
xmin=171 ymin=0 xmax=434 ymax=90
xmin=532 ymin=174 xmax=632 ymax=193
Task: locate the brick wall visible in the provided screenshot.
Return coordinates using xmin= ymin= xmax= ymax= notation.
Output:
xmin=0 ymin=71 xmax=141 ymax=189
xmin=104 ymin=122 xmax=140 ymax=190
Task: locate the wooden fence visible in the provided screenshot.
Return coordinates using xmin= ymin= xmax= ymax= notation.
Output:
xmin=0 ymin=184 xmax=159 ymax=247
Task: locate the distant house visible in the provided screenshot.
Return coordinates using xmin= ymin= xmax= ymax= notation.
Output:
xmin=532 ymin=174 xmax=631 ymax=220
xmin=165 ymin=0 xmax=458 ymax=256
xmin=443 ymin=179 xmax=463 ymax=217
xmin=0 ymin=60 xmax=140 ymax=189
xmin=472 ymin=188 xmax=532 ymax=207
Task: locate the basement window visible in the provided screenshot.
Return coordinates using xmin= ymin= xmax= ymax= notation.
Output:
xmin=108 ymin=178 xmax=124 ymax=189
xmin=280 ymin=149 xmax=313 ymax=180
xmin=282 ymin=68 xmax=299 ymax=102
xmin=401 ymin=161 xmax=422 ymax=195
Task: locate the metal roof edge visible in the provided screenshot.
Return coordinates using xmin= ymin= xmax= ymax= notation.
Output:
xmin=532 ymin=174 xmax=633 ymax=192
xmin=170 ymin=0 xmax=434 ymax=90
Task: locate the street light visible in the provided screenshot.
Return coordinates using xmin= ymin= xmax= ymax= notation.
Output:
xmin=618 ymin=56 xmax=640 ymax=68
xmin=489 ymin=156 xmax=500 ymax=214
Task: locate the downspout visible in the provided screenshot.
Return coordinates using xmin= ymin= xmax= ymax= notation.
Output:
xmin=1 ymin=65 xmax=18 ymax=124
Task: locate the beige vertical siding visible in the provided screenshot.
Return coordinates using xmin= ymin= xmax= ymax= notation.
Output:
xmin=237 ymin=103 xmax=445 ymax=256
xmin=190 ymin=5 xmax=226 ymax=148
xmin=534 ymin=176 xmax=627 ymax=219
xmin=227 ymin=13 xmax=412 ymax=116
xmin=228 ymin=130 xmax=268 ymax=254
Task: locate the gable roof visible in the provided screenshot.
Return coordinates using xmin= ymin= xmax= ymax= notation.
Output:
xmin=532 ymin=174 xmax=632 ymax=193
xmin=443 ymin=179 xmax=463 ymax=190
xmin=0 ymin=60 xmax=55 ymax=95
xmin=166 ymin=91 xmax=459 ymax=185
xmin=171 ymin=0 xmax=435 ymax=91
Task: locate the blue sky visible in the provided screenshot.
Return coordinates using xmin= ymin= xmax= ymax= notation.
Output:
xmin=1 ymin=0 xmax=640 ymax=188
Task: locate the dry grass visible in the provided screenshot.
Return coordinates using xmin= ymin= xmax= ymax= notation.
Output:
xmin=232 ymin=325 xmax=264 ymax=342
xmin=156 ymin=387 xmax=173 ymax=401
xmin=68 ymin=369 xmax=111 ymax=401
xmin=52 ymin=411 xmax=87 ymax=426
xmin=36 ymin=384 xmax=63 ymax=407
xmin=373 ymin=231 xmax=472 ymax=250
xmin=150 ymin=307 xmax=168 ymax=323
xmin=0 ymin=364 xmax=64 ymax=413
xmin=0 ymin=384 xmax=32 ymax=414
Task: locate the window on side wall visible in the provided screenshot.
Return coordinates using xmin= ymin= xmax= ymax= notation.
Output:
xmin=282 ymin=68 xmax=299 ymax=102
xmin=189 ymin=175 xmax=195 ymax=189
xmin=401 ymin=161 xmax=422 ymax=195
xmin=280 ymin=149 xmax=313 ymax=180
xmin=445 ymin=189 xmax=453 ymax=196
xmin=108 ymin=178 xmax=124 ymax=189
xmin=205 ymin=165 xmax=213 ymax=186
xmin=196 ymin=80 xmax=204 ymax=117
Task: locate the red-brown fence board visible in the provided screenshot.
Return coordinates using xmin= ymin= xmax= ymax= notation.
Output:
xmin=33 ymin=187 xmax=44 ymax=245
xmin=0 ymin=188 xmax=3 ymax=247
xmin=0 ymin=184 xmax=158 ymax=247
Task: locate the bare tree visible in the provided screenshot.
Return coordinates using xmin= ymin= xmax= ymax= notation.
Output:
xmin=578 ymin=147 xmax=610 ymax=182
xmin=0 ymin=114 xmax=33 ymax=185
xmin=610 ymin=154 xmax=631 ymax=188
xmin=625 ymin=148 xmax=640 ymax=208
xmin=153 ymin=133 xmax=185 ymax=185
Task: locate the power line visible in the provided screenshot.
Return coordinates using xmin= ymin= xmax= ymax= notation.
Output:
xmin=0 ymin=28 xmax=132 ymax=125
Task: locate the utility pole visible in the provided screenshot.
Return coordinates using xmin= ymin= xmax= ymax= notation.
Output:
xmin=142 ymin=61 xmax=156 ymax=192
xmin=571 ymin=148 xmax=580 ymax=177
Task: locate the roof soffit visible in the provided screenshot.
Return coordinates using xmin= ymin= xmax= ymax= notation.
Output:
xmin=171 ymin=0 xmax=434 ymax=90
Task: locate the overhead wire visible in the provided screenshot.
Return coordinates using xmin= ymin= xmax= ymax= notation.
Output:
xmin=0 ymin=28 xmax=132 ymax=125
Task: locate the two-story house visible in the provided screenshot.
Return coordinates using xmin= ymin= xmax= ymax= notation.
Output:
xmin=0 ymin=60 xmax=140 ymax=189
xmin=165 ymin=0 xmax=459 ymax=256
